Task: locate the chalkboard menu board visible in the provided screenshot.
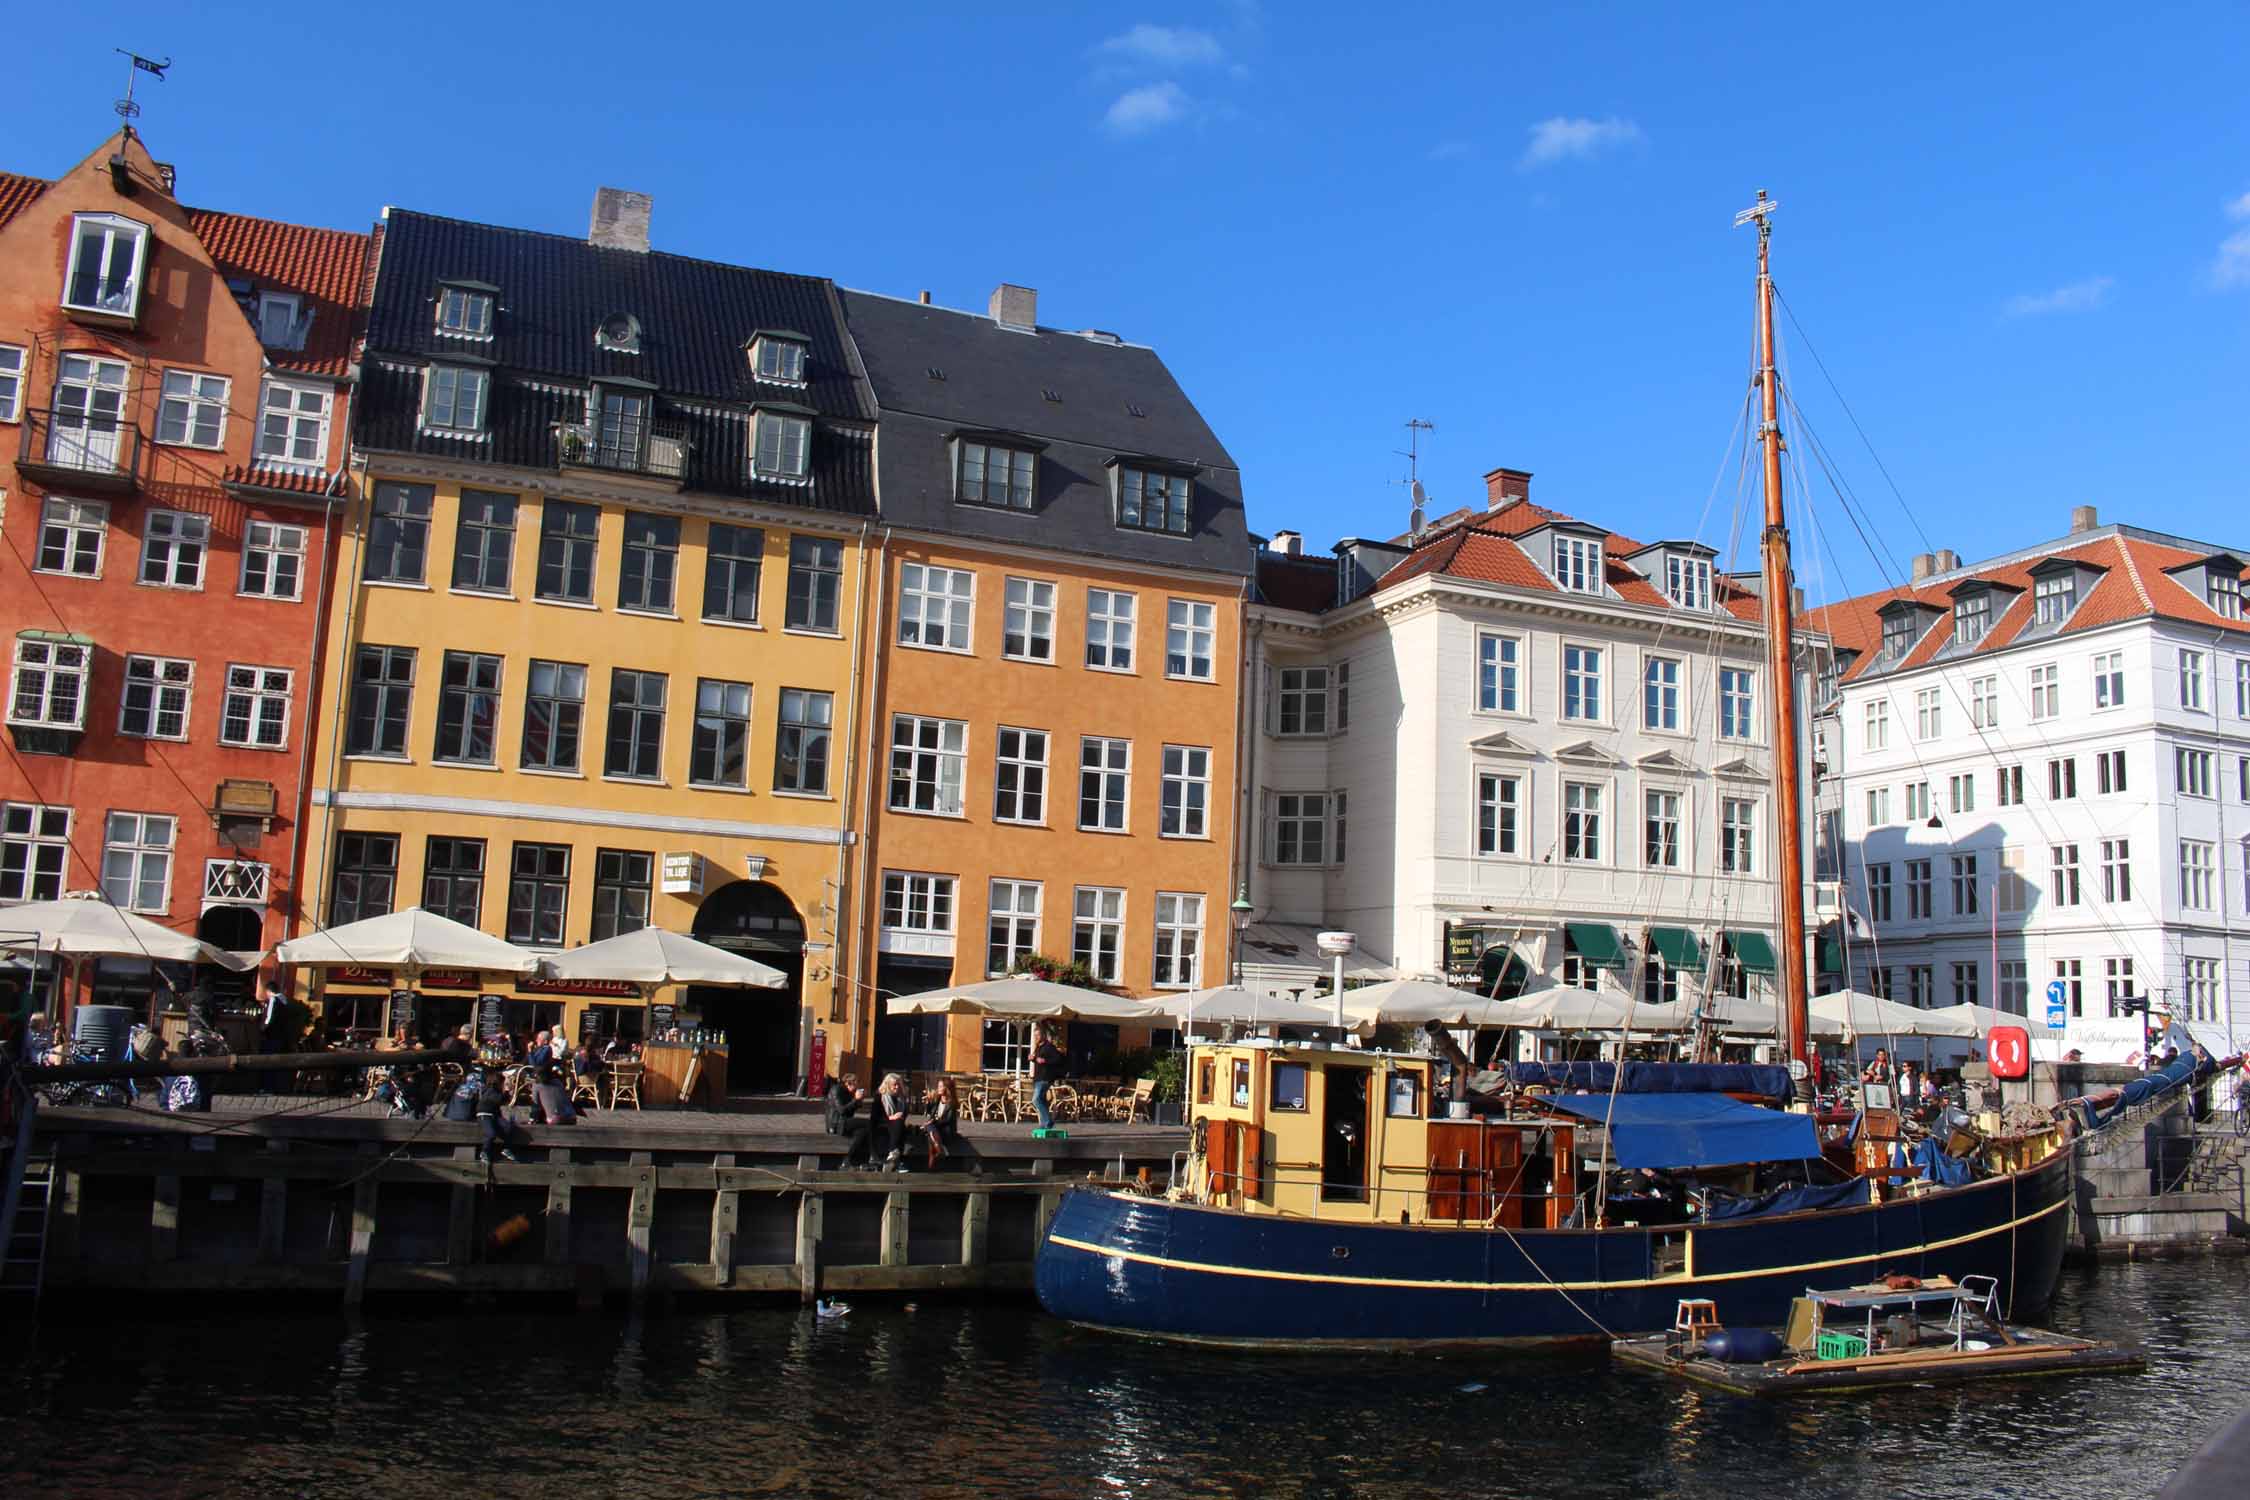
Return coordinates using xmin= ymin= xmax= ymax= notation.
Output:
xmin=477 ymin=995 xmax=506 ymax=1042
xmin=649 ymin=1002 xmax=676 ymax=1037
xmin=389 ymin=990 xmax=417 ymax=1036
xmin=579 ymin=1007 xmax=605 ymax=1041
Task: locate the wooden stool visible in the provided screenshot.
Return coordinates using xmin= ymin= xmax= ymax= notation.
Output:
xmin=1673 ymin=1299 xmax=1721 ymax=1344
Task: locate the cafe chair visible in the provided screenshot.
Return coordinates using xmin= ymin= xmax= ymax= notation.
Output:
xmin=609 ymin=1062 xmax=643 ymax=1111
xmin=1113 ymin=1077 xmax=1156 ymax=1123
xmin=570 ymin=1067 xmax=601 ymax=1111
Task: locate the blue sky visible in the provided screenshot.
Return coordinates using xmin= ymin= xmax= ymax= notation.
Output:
xmin=13 ymin=3 xmax=2247 ymax=605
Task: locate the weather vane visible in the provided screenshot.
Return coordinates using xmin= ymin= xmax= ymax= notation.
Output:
xmin=113 ymin=48 xmax=170 ymax=124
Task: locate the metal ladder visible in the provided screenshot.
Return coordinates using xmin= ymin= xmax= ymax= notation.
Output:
xmin=1 ymin=1091 xmax=51 ymax=1319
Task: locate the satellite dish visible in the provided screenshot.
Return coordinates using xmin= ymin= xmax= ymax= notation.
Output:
xmin=1409 ymin=478 xmax=1427 ymax=539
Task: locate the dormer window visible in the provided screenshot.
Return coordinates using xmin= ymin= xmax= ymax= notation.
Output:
xmin=63 ymin=213 xmax=150 ymax=318
xmin=256 ymin=291 xmax=306 ymax=349
xmin=1954 ymin=591 xmax=1991 ymax=646
xmin=422 ymin=364 xmax=489 ymax=433
xmin=435 ymin=284 xmax=495 ymax=338
xmin=1665 ymin=554 xmax=1712 ymax=610
xmin=2208 ymin=572 xmax=2242 ymax=620
xmin=1553 ymin=535 xmax=1603 ymax=594
xmin=956 ymin=438 xmax=1036 ymax=510
xmin=1116 ymin=465 xmax=1193 ymax=535
xmin=753 ymin=408 xmax=811 ymax=481
xmin=595 ymin=313 xmax=641 ymax=354
xmin=2033 ymin=571 xmax=2075 ymax=626
xmin=751 ymin=333 xmax=808 ymax=385
xmin=1880 ymin=611 xmax=1916 ymax=658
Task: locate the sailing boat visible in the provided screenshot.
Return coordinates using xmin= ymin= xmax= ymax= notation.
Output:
xmin=1031 ymin=194 xmax=2080 ymax=1346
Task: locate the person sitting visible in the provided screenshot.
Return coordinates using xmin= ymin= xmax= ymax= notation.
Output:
xmin=445 ymin=1060 xmax=526 ymax=1163
xmin=572 ymin=1036 xmax=607 ymax=1106
xmin=872 ymin=1073 xmax=912 ymax=1171
xmin=528 ymin=1035 xmax=574 ymax=1126
xmin=825 ymin=1073 xmax=872 ymax=1167
xmin=922 ymin=1078 xmax=963 ymax=1171
xmin=162 ymin=1034 xmax=210 ymax=1114
xmin=1862 ymin=1048 xmax=1893 ymax=1086
xmin=25 ymin=1011 xmax=53 ymax=1066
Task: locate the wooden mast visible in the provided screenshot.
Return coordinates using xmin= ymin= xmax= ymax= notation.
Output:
xmin=1743 ymin=190 xmax=1813 ymax=1099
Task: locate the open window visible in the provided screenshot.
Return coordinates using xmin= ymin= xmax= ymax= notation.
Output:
xmin=63 ymin=213 xmax=150 ymax=321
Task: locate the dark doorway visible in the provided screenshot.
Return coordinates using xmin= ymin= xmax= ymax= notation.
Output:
xmin=1065 ymin=1022 xmax=1120 ymax=1078
xmin=1321 ymin=1066 xmax=1371 ymax=1203
xmin=196 ymin=905 xmax=263 ymax=1010
xmin=690 ymin=880 xmax=806 ymax=1094
xmin=873 ymin=957 xmax=952 ymax=1076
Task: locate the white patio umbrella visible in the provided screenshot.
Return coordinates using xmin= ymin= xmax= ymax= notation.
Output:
xmin=1923 ymin=1003 xmax=2064 ymax=1041
xmin=270 ymin=906 xmax=540 ymax=977
xmin=540 ymin=926 xmax=785 ymax=989
xmin=0 ymin=894 xmax=255 ymax=969
xmin=1810 ymin=989 xmax=1980 ymax=1040
xmin=1336 ymin=977 xmax=1553 ymax=1029
xmin=882 ymin=975 xmax=1163 ymax=1023
xmin=1144 ymin=984 xmax=1360 ymax=1031
xmin=1481 ymin=985 xmax=1682 ymax=1032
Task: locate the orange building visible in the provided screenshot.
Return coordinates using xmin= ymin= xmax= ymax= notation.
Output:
xmin=836 ymin=286 xmax=1253 ymax=1076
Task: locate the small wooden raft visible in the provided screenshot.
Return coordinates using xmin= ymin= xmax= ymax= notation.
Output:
xmin=1615 ymin=1328 xmax=2144 ymax=1395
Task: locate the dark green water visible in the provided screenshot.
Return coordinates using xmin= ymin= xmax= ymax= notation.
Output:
xmin=6 ymin=1260 xmax=2246 ymax=1498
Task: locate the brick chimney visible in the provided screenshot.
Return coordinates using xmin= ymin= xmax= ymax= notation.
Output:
xmin=1483 ymin=466 xmax=1533 ymax=513
xmin=2071 ymin=505 xmax=2099 ymax=534
xmin=990 ymin=283 xmax=1038 ymax=330
xmin=1911 ymin=553 xmax=1935 ymax=582
xmin=589 ymin=187 xmax=652 ymax=252
xmin=1269 ymin=530 xmax=1302 ymax=556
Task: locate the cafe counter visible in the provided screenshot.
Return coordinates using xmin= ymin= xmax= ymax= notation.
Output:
xmin=641 ymin=1040 xmax=727 ymax=1107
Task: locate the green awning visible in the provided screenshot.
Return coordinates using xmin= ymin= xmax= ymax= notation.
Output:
xmin=1564 ymin=922 xmax=1628 ymax=972
xmin=16 ymin=629 xmax=94 ymax=646
xmin=1648 ymin=927 xmax=1703 ymax=971
xmin=1818 ymin=935 xmax=1845 ymax=975
xmin=1479 ymin=947 xmax=1532 ymax=999
xmin=1722 ymin=929 xmax=1778 ymax=976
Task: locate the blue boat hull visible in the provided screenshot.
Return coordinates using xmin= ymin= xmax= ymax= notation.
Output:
xmin=1035 ymin=1149 xmax=2072 ymax=1347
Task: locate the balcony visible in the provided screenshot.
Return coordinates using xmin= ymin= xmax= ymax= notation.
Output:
xmin=17 ymin=408 xmax=143 ymax=494
xmin=558 ymin=419 xmax=689 ymax=489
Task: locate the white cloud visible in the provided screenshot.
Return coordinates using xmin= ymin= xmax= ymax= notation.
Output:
xmin=1105 ymin=81 xmax=1192 ymax=137
xmin=2216 ymin=192 xmax=2250 ymax=289
xmin=1518 ymin=115 xmax=1643 ymax=170
xmin=2003 ymin=276 xmax=2115 ymax=317
xmin=1098 ymin=24 xmax=1225 ymax=68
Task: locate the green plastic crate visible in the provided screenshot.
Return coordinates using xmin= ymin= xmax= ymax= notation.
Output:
xmin=1814 ymin=1329 xmax=1869 ymax=1361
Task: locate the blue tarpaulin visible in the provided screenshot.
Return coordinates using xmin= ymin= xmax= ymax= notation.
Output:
xmin=1704 ymin=1178 xmax=1870 ymax=1221
xmin=1909 ymin=1138 xmax=1976 ymax=1186
xmin=1541 ymin=1092 xmax=1822 ymax=1170
xmin=1503 ymin=1061 xmax=1792 ymax=1102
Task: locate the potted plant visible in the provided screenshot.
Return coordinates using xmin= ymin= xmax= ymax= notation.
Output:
xmin=1148 ymin=1049 xmax=1185 ymax=1126
xmin=558 ymin=427 xmax=588 ymax=464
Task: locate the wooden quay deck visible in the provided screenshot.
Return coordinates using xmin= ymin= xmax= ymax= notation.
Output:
xmin=27 ymin=1096 xmax=1183 ymax=1310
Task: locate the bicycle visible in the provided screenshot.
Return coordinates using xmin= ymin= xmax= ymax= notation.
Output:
xmin=2232 ymin=1076 xmax=2250 ymax=1138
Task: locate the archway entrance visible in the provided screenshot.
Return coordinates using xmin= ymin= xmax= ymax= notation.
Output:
xmin=689 ymin=879 xmax=805 ymax=1094
xmin=196 ymin=905 xmax=263 ymax=1009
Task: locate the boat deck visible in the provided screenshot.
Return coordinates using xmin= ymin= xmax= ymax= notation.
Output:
xmin=1613 ymin=1328 xmax=2144 ymax=1395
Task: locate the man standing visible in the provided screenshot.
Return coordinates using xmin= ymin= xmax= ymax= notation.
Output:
xmin=259 ymin=987 xmax=291 ymax=1054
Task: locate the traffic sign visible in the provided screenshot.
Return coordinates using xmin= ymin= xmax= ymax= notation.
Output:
xmin=2045 ymin=979 xmax=2069 ymax=1027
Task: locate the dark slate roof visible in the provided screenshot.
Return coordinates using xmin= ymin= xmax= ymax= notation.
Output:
xmin=1257 ymin=552 xmax=1341 ymax=613
xmin=837 ymin=289 xmax=1251 ymax=576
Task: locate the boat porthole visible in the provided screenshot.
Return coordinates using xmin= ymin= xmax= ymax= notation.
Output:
xmin=1331 ymin=1246 xmax=1351 ymax=1260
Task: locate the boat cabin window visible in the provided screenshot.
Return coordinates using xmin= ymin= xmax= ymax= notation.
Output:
xmin=1196 ymin=1057 xmax=1215 ymax=1104
xmin=1271 ymin=1061 xmax=1309 ymax=1111
xmin=1386 ymin=1069 xmax=1421 ymax=1117
xmin=1231 ymin=1058 xmax=1252 ymax=1107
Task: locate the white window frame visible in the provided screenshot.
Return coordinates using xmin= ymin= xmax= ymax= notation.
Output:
xmin=1642 ymin=654 xmax=1681 ymax=732
xmin=422 ymin=364 xmax=489 ymax=433
xmin=1904 ymin=781 xmax=1931 ymax=821
xmin=986 ymin=878 xmax=1042 ymax=977
xmin=156 ymin=370 xmax=229 ymax=450
xmin=752 ymin=335 xmax=808 ymax=385
xmin=2180 ymin=839 xmax=2216 ymax=912
xmin=1999 ymin=958 xmax=2029 ymax=1014
xmin=2184 ymin=956 xmax=2220 ymax=1022
xmin=1866 ymin=862 xmax=1893 ymax=923
xmin=1552 ymin=534 xmax=1603 ymax=593
xmin=101 ymin=811 xmax=175 ymax=914
xmin=2094 ymin=652 xmax=2126 ymax=710
xmin=956 ymin=438 xmax=1035 ymax=510
xmin=1152 ymin=891 xmax=1203 ymax=989
xmin=2209 ymin=573 xmax=2243 ymax=620
xmin=1863 ymin=698 xmax=1889 ymax=750
xmin=888 ymin=713 xmax=968 ymax=817
xmin=992 ymin=726 xmax=1048 ymax=825
xmin=1477 ymin=631 xmax=1522 ymax=714
xmin=138 ymin=509 xmax=210 ymax=590
xmin=1276 ymin=665 xmax=1331 ymax=736
xmin=435 ymin=285 xmax=494 ymax=338
xmin=256 ymin=291 xmax=304 ymax=348
xmin=1951 ymin=961 xmax=1980 ymax=1008
xmin=1086 ymin=589 xmax=1136 ymax=672
xmin=1072 ymin=886 xmax=1126 ymax=984
xmin=256 ymin=378 xmax=332 ymax=470
xmin=1948 ymin=772 xmax=1976 ymax=814
xmin=1079 ymin=736 xmax=1132 ymax=833
xmin=2028 ymin=663 xmax=2059 ymax=719
xmin=1665 ymin=554 xmax=1711 ymax=611
xmin=2050 ymin=844 xmax=2081 ymax=908
xmin=1644 ymin=787 xmax=1683 ymax=869
xmin=753 ymin=410 xmax=811 ymax=480
xmin=1719 ymin=665 xmax=1756 ymax=741
xmin=1161 ymin=744 xmax=1210 ymax=839
xmin=1561 ymin=780 xmax=1604 ymax=864
xmin=119 ymin=655 xmax=193 ymax=741
xmin=1970 ymin=675 xmax=1999 ymax=728
xmin=2178 ymin=747 xmax=2214 ymax=799
xmin=1915 ymin=686 xmax=1943 ymax=740
xmin=898 ymin=563 xmax=975 ymax=652
xmin=1953 ymin=592 xmax=1990 ymax=645
xmin=2096 ymin=748 xmax=2126 ymax=795
xmin=1997 ymin=764 xmax=2024 ymax=806
xmin=1270 ymin=790 xmax=1330 ymax=866
xmin=8 ymin=638 xmax=90 ymax=730
xmin=1865 ymin=786 xmax=1890 ymax=826
xmin=1002 ymin=576 xmax=1056 ymax=662
xmin=1561 ymin=643 xmax=1604 ymax=723
xmin=1719 ymin=797 xmax=1757 ymax=875
xmin=0 ymin=803 xmax=72 ymax=903
xmin=35 ymin=497 xmax=108 ymax=579
xmin=1906 ymin=858 xmax=1933 ymax=918
xmin=2100 ymin=838 xmax=2131 ymax=902
xmin=0 ymin=341 xmax=24 ymax=421
xmin=2033 ymin=572 xmax=2075 ymax=626
xmin=2104 ymin=957 xmax=2136 ymax=1017
xmin=1477 ymin=771 xmax=1523 ymax=858
xmin=62 ymin=213 xmax=150 ymax=317
xmin=1166 ymin=598 xmax=1216 ymax=681
xmin=239 ymin=520 xmax=308 ymax=601
xmin=2180 ymin=649 xmax=2207 ymax=712
xmin=219 ymin=664 xmax=293 ymax=750
xmin=879 ymin=870 xmax=957 ymax=954
xmin=1950 ymin=851 xmax=1980 ymax=915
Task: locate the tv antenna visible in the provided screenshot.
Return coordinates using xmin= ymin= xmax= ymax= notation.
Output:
xmin=1395 ymin=418 xmax=1435 ymax=540
xmin=113 ymin=49 xmax=169 ymax=126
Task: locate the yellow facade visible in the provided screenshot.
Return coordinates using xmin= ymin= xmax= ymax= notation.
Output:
xmin=302 ymin=464 xmax=870 ymax=1090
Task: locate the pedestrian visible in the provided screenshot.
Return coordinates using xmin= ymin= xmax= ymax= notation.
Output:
xmin=259 ymin=987 xmax=291 ymax=1053
xmin=873 ymin=1072 xmax=912 ymax=1170
xmin=1032 ymin=1023 xmax=1065 ymax=1133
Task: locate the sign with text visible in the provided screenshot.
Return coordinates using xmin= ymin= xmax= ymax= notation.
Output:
xmin=331 ymin=966 xmax=478 ymax=991
xmin=807 ymin=1028 xmax=828 ymax=1098
xmin=389 ymin=990 xmax=417 ymax=1036
xmin=477 ymin=995 xmax=506 ymax=1042
xmin=517 ymin=975 xmax=642 ymax=998
xmin=661 ymin=852 xmax=706 ymax=895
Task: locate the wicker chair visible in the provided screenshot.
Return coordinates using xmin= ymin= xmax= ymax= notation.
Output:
xmin=569 ymin=1065 xmax=602 ymax=1111
xmin=608 ymin=1062 xmax=644 ymax=1110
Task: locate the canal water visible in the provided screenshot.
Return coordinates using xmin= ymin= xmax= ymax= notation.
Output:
xmin=7 ymin=1260 xmax=2246 ymax=1498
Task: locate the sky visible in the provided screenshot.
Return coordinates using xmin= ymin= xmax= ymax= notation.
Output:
xmin=10 ymin=2 xmax=2247 ymax=608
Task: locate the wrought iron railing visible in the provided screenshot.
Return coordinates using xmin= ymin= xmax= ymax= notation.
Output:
xmin=557 ymin=419 xmax=689 ymax=480
xmin=17 ymin=408 xmax=142 ymax=489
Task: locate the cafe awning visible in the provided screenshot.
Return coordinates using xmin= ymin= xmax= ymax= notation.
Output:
xmin=1563 ymin=922 xmax=1628 ymax=971
xmin=1721 ymin=929 xmax=1778 ymax=976
xmin=1647 ymin=927 xmax=1702 ymax=971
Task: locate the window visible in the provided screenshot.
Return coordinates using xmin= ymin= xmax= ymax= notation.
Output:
xmin=2100 ymin=838 xmax=2132 ymax=902
xmin=1268 ymin=1061 xmax=1311 ymax=1113
xmin=422 ymin=365 xmax=488 ymax=432
xmin=1905 ymin=781 xmax=1931 ymax=821
xmin=2240 ymin=660 xmax=2250 ymax=718
xmin=2185 ymin=957 xmax=2221 ymax=1022
xmin=1644 ymin=789 xmax=1682 ymax=868
xmin=255 ymin=379 xmax=331 ymax=469
xmin=136 ymin=510 xmax=209 ymax=589
xmin=2210 ymin=573 xmax=2243 ymax=619
xmin=1166 ymin=599 xmax=1216 ymax=680
xmin=1866 ymin=786 xmax=1891 ymax=826
xmin=1552 ymin=534 xmax=1602 ymax=593
xmin=592 ymin=388 xmax=651 ymax=468
xmin=422 ymin=837 xmax=485 ymax=927
xmin=1969 ymin=675 xmax=1999 ymax=728
xmin=2034 ymin=572 xmax=2075 ymax=626
xmin=48 ymin=354 xmax=129 ymax=473
xmin=434 ymin=652 xmax=502 ymax=765
xmin=1866 ymin=862 xmax=1893 ymax=923
xmin=1562 ymin=645 xmax=1603 ymax=721
xmin=1478 ymin=773 xmax=1522 ymax=856
xmin=522 ymin=660 xmax=586 ymax=773
xmin=1003 ymin=577 xmax=1055 ymax=661
xmin=2180 ymin=840 xmax=2216 ymax=911
xmin=1072 ymin=887 xmax=1125 ymax=983
xmin=1867 ymin=967 xmax=1893 ymax=1001
xmin=774 ymin=688 xmax=833 ymax=795
xmin=95 ymin=812 xmax=173 ymax=913
xmin=2029 ymin=663 xmax=2059 ymax=719
xmin=1953 ymin=592 xmax=1990 ymax=646
xmin=785 ymin=537 xmax=842 ymax=632
xmin=992 ymin=727 xmax=1048 ymax=823
xmin=115 ymin=655 xmax=192 ymax=741
xmin=2094 ymin=652 xmax=2125 ymax=709
xmin=2055 ymin=958 xmax=2084 ymax=1019
xmin=958 ymin=440 xmax=1035 ymax=509
xmin=2050 ymin=844 xmax=2082 ymax=907
xmin=2048 ymin=757 xmax=2077 ymax=800
xmin=2180 ymin=649 xmax=2207 ymax=712
xmin=1915 ymin=686 xmax=1942 ymax=740
xmin=63 ymin=213 xmax=148 ymax=315
xmin=1950 ymin=852 xmax=1979 ymax=915
xmin=347 ymin=646 xmax=414 ymax=757
xmin=1152 ymin=892 xmax=1203 ymax=987
xmin=2104 ymin=957 xmax=2136 ymax=1018
xmin=986 ymin=880 xmax=1041 ymax=976
xmin=434 ymin=492 xmax=512 ymax=596
xmin=605 ymin=669 xmax=667 ymax=780
xmin=1999 ymin=960 xmax=2028 ymax=1015
xmin=1086 ymin=589 xmax=1136 ymax=671
xmin=1278 ymin=666 xmax=1331 ymax=735
xmin=1118 ymin=466 xmax=1192 ymax=534
xmin=1998 ymin=848 xmax=2028 ymax=914
xmin=899 ymin=563 xmax=974 ymax=650
xmin=1711 ymin=797 xmax=1753 ymax=874
xmin=0 ymin=803 xmax=70 ymax=902
xmin=435 ymin=285 xmax=494 ymax=337
xmin=1665 ymin=554 xmax=1712 ymax=610
xmin=536 ymin=500 xmax=599 ymax=603
xmin=881 ymin=872 xmax=958 ymax=940
xmin=34 ymin=498 xmax=105 ymax=580
xmin=1562 ymin=781 xmax=1603 ymax=863
xmin=240 ymin=520 xmax=307 ymax=600
xmin=889 ymin=714 xmax=967 ymax=815
xmin=256 ymin=291 xmax=303 ymax=348
xmin=9 ymin=637 xmax=88 ymax=731
xmin=690 ymin=679 xmax=751 ymax=787
xmin=751 ymin=335 xmax=806 ymax=384
xmin=591 ymin=849 xmax=653 ymax=941
xmin=1906 ymin=858 xmax=1933 ymax=918
xmin=1079 ymin=737 xmax=1131 ymax=832
xmin=507 ymin=843 xmax=570 ymax=946
xmin=219 ymin=666 xmax=291 ymax=749
xmin=1951 ymin=961 xmax=1980 ymax=1007
xmin=156 ymin=371 xmax=228 ymax=448
xmin=1881 ymin=612 xmax=1917 ymax=659
xmin=1719 ymin=667 xmax=1755 ymax=740
xmin=1948 ymin=773 xmax=1976 ymax=814
xmin=690 ymin=523 xmax=764 ymax=625
xmin=753 ymin=410 xmax=810 ymax=480
xmin=1478 ymin=633 xmax=1521 ymax=713
xmin=1272 ymin=792 xmax=1330 ymax=865
xmin=1997 ymin=764 xmax=2024 ymax=806
xmin=1162 ymin=745 xmax=1210 ymax=837
xmin=0 ymin=343 xmax=22 ymax=420
xmin=1643 ymin=656 xmax=1681 ymax=731
xmin=2091 ymin=748 xmax=2125 ymax=795
xmin=982 ymin=1020 xmax=1032 ymax=1074
xmin=2178 ymin=747 xmax=2214 ymax=798
xmin=1863 ymin=699 xmax=1889 ymax=750
xmin=618 ymin=513 xmax=679 ymax=613
xmin=365 ymin=483 xmax=432 ymax=584
xmin=1908 ymin=966 xmax=1934 ymax=1009
xmin=330 ymin=832 xmax=397 ymax=925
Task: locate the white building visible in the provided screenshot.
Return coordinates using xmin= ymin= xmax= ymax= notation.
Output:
xmin=1810 ymin=507 xmax=2250 ymax=1062
xmin=1238 ymin=466 xmax=1822 ymax=1022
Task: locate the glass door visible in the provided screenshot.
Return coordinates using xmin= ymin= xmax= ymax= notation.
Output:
xmin=50 ymin=354 xmax=129 ymax=470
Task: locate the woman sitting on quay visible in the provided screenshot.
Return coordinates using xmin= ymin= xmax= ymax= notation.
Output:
xmin=872 ymin=1073 xmax=913 ymax=1171
xmin=922 ymin=1077 xmax=962 ymax=1171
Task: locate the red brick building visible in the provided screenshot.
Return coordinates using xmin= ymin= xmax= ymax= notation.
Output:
xmin=0 ymin=130 xmax=368 ymax=1014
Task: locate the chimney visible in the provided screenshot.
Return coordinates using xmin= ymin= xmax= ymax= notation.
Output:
xmin=1483 ymin=466 xmax=1533 ymax=512
xmin=1270 ymin=530 xmax=1303 ymax=557
xmin=589 ymin=187 xmax=653 ymax=253
xmin=990 ymin=283 xmax=1038 ymax=330
xmin=2071 ymin=504 xmax=2099 ymax=534
xmin=918 ymin=290 xmax=931 ymax=305
xmin=1791 ymin=585 xmax=1805 ymax=616
xmin=1935 ymin=548 xmax=1960 ymax=573
xmin=1911 ymin=553 xmax=1935 ymax=582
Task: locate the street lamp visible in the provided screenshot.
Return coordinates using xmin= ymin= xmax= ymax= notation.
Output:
xmin=1228 ymin=885 xmax=1255 ymax=986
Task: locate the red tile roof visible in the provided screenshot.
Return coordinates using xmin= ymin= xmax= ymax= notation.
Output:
xmin=0 ymin=171 xmax=44 ymax=231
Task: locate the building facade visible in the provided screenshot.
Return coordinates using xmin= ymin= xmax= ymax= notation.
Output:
xmin=1811 ymin=509 xmax=2250 ymax=1062
xmin=0 ymin=131 xmax=365 ymax=1011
